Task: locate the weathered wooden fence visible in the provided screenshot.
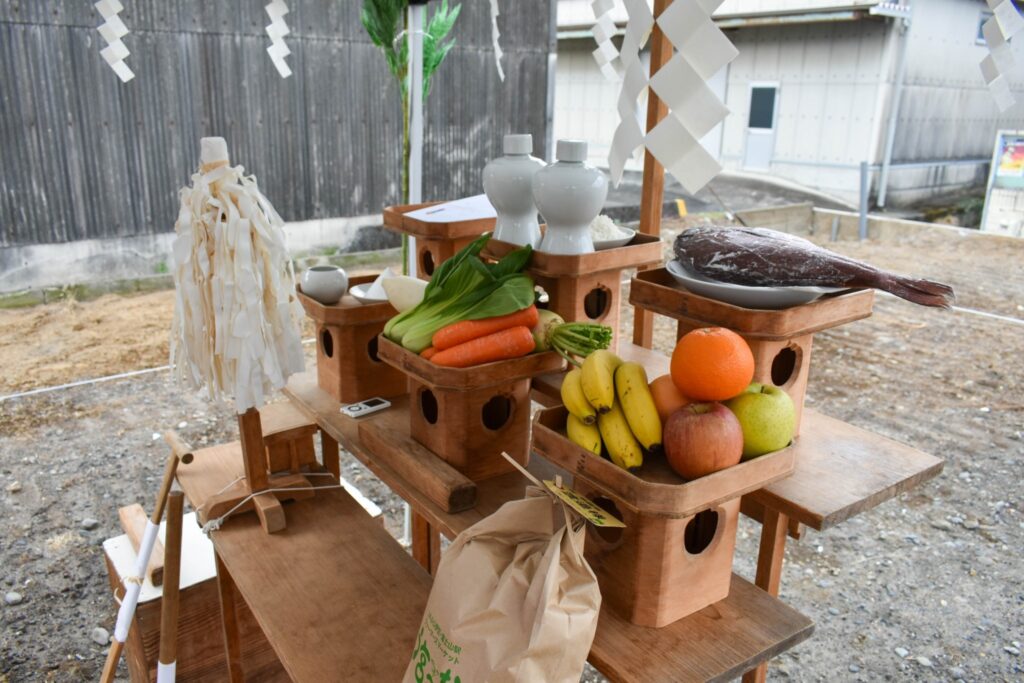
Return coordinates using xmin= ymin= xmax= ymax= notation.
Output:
xmin=0 ymin=0 xmax=554 ymax=247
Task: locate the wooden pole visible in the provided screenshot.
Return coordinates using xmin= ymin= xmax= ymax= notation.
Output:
xmin=100 ymin=444 xmax=192 ymax=683
xmin=238 ymin=408 xmax=269 ymax=492
xmin=157 ymin=491 xmax=185 ymax=683
xmin=632 ymin=0 xmax=674 ymax=350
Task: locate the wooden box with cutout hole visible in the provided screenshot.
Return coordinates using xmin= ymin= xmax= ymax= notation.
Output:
xmin=297 ymin=274 xmax=407 ymax=405
xmin=629 ymin=268 xmax=875 ymax=433
xmin=377 ymin=336 xmax=565 ymax=481
xmin=383 ymin=202 xmax=494 ymax=280
xmin=532 ymin=405 xmax=797 ymax=628
xmin=483 ymin=234 xmax=663 ymax=351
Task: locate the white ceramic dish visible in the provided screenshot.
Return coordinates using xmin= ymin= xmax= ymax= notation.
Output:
xmin=665 ymin=259 xmax=842 ymax=310
xmin=348 ymin=283 xmax=389 ymax=305
xmin=593 ymin=227 xmax=636 ymax=251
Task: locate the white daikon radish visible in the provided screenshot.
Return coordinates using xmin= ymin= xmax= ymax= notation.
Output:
xmin=169 ymin=137 xmax=304 ymax=412
xmin=382 ymin=275 xmax=428 ymax=313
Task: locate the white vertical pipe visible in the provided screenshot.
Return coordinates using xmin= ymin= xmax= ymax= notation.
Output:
xmin=878 ymin=5 xmax=913 ymax=208
xmin=401 ymin=2 xmax=427 ymax=543
xmin=407 ymin=3 xmax=426 ymax=278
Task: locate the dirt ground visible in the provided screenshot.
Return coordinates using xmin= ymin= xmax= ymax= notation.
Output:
xmin=1 ymin=226 xmax=1022 ymax=681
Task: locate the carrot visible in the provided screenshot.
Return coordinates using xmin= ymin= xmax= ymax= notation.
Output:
xmin=431 ymin=326 xmax=536 ymax=368
xmin=432 ymin=305 xmax=539 ymax=351
xmin=420 ymin=346 xmax=438 ymax=360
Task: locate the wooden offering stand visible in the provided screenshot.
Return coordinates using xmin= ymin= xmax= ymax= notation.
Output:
xmin=483 ymin=234 xmax=663 ymax=351
xmin=383 ymin=202 xmax=495 ymax=280
xmin=198 ymin=405 xmax=318 ymax=535
xmin=533 ymin=406 xmax=796 ymax=628
xmin=630 ymin=269 xmax=875 ymax=433
xmin=377 ymin=336 xmax=565 ymax=481
xmin=297 ymin=274 xmax=406 ymax=404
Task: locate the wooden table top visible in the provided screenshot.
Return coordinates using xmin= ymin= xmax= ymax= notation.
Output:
xmin=283 ymin=372 xmax=814 ymax=682
xmin=533 ymin=342 xmax=945 ymax=531
xmin=176 ymin=442 xmax=432 ymax=682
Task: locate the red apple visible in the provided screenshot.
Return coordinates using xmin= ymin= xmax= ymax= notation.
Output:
xmin=663 ymin=402 xmax=744 ymax=480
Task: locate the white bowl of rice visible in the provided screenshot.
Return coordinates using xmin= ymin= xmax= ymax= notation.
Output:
xmin=589 ymin=215 xmax=636 ymax=250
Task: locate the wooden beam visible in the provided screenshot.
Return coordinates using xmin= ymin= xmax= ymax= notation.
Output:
xmin=633 ymin=0 xmax=675 ymax=349
xmin=215 ymin=554 xmax=245 ymax=683
xmin=742 ymin=508 xmax=792 ymax=683
xmin=411 ymin=511 xmax=442 ymax=575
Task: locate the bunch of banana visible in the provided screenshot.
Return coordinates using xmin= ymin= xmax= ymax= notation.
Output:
xmin=562 ymin=350 xmax=662 ymax=471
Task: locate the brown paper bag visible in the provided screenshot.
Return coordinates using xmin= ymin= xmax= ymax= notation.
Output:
xmin=403 ymin=488 xmax=600 ymax=683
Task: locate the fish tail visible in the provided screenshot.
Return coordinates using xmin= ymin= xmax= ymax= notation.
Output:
xmin=878 ymin=275 xmax=956 ymax=309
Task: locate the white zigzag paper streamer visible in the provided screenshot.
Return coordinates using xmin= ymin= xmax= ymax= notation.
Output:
xmin=94 ymin=0 xmax=134 ymax=83
xmin=607 ymin=0 xmax=653 ymax=185
xmin=980 ymin=0 xmax=1024 ymax=112
xmin=644 ymin=0 xmax=737 ymax=193
xmin=490 ymin=0 xmax=505 ymax=81
xmin=591 ymin=0 xmax=622 ymax=82
xmin=265 ymin=1 xmax=293 ymax=79
xmin=607 ymin=0 xmax=737 ymax=193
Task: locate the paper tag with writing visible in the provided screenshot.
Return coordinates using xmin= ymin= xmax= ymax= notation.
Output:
xmin=544 ymin=480 xmax=626 ymax=528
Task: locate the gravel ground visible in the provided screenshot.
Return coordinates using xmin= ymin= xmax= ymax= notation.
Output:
xmin=1 ymin=226 xmax=1022 ymax=682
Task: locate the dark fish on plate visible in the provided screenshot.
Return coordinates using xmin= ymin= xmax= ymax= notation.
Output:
xmin=673 ymin=226 xmax=955 ymax=308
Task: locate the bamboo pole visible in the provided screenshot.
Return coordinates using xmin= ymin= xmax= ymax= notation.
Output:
xmin=100 ymin=440 xmax=192 ymax=683
xmin=157 ymin=491 xmax=185 ymax=683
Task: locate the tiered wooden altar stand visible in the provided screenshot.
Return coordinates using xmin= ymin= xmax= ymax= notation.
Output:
xmin=172 ymin=0 xmax=943 ymax=677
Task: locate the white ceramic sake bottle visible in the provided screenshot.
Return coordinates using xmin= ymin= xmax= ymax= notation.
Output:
xmin=534 ymin=140 xmax=608 ymax=255
xmin=482 ymin=134 xmax=545 ymax=247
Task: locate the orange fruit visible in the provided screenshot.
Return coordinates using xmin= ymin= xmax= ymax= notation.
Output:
xmin=649 ymin=374 xmax=690 ymax=423
xmin=670 ymin=327 xmax=754 ymax=401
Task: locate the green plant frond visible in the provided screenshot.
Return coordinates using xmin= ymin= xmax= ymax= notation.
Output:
xmin=422 ymin=0 xmax=461 ymax=95
xmin=361 ymin=0 xmax=408 ymax=81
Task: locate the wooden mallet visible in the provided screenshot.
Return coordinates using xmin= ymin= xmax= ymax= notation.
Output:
xmin=100 ymin=433 xmax=193 ymax=683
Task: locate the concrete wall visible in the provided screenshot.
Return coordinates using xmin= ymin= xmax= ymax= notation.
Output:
xmin=719 ymin=18 xmax=891 ymax=202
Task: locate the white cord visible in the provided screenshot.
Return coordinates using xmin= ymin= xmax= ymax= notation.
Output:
xmin=200 ymin=473 xmax=342 ymax=535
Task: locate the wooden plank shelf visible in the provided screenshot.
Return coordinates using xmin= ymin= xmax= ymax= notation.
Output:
xmin=176 ymin=441 xmax=432 ymax=683
xmin=271 ymin=377 xmax=816 ymax=682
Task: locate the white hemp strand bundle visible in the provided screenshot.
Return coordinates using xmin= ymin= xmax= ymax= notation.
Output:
xmin=170 ymin=138 xmax=304 ymax=413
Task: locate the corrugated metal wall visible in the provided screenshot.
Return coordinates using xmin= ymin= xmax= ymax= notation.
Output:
xmin=0 ymin=0 xmax=554 ymax=248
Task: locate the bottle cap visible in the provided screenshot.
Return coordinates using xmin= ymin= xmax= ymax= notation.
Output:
xmin=556 ymin=139 xmax=588 ymax=163
xmin=503 ymin=134 xmax=533 ymax=155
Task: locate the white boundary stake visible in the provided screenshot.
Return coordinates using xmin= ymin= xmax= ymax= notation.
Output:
xmin=100 ymin=438 xmax=193 ymax=683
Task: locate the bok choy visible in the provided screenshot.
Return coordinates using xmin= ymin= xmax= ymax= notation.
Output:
xmin=383 ymin=234 xmax=536 ymax=353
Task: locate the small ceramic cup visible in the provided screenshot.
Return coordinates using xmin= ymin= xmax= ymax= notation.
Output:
xmin=301 ymin=265 xmax=348 ymax=305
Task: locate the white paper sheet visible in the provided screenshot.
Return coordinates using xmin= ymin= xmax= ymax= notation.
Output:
xmin=649 ymin=54 xmax=729 ymax=140
xmin=404 ymin=194 xmax=496 ymax=224
xmin=265 ymin=1 xmax=293 ymax=79
xmin=657 ymin=0 xmax=739 ymax=81
xmin=489 ymin=0 xmax=505 ymax=81
xmin=980 ymin=1 xmax=1023 ymax=112
xmin=364 ymin=267 xmax=397 ymax=301
xmin=645 ymin=116 xmax=722 ymax=194
xmin=94 ymin=0 xmax=133 ymax=83
xmin=607 ymin=0 xmax=654 ymax=185
xmin=590 ymin=0 xmax=622 ymax=81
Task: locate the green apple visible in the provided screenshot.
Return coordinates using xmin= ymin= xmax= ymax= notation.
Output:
xmin=725 ymin=383 xmax=796 ymax=459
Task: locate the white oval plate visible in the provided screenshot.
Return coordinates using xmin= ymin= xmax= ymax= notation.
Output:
xmin=665 ymin=260 xmax=842 ymax=310
xmin=593 ymin=226 xmax=636 ymax=251
xmin=348 ymin=283 xmax=389 ymax=305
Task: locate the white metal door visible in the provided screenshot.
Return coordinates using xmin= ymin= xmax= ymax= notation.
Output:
xmin=700 ymin=65 xmax=728 ymax=160
xmin=743 ymin=84 xmax=779 ymax=170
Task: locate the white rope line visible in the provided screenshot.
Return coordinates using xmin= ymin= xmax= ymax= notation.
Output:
xmin=0 ymin=337 xmax=315 ymax=403
xmin=201 ymin=477 xmax=345 ymax=535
